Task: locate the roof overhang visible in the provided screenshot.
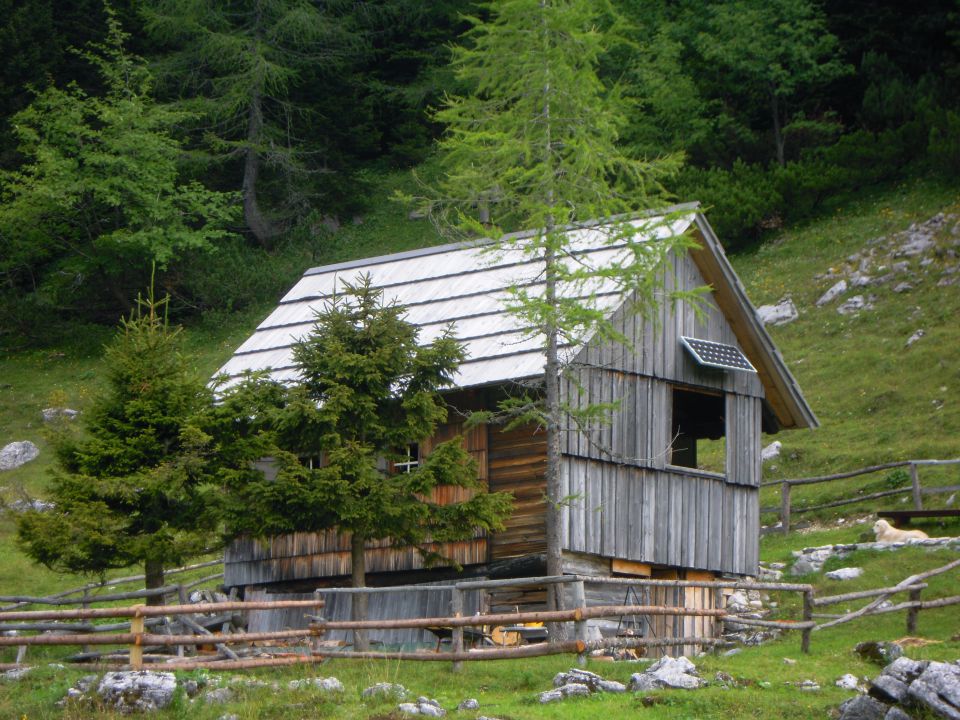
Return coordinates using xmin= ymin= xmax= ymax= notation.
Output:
xmin=688 ymin=213 xmax=819 ymax=431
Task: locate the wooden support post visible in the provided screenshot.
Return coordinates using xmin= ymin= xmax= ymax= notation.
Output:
xmin=572 ymin=580 xmax=587 ymax=668
xmin=176 ymin=585 xmax=189 ymax=657
xmin=906 ymin=587 xmax=922 ymax=634
xmin=80 ymin=588 xmax=90 ymax=656
xmin=910 ymin=463 xmax=923 ymax=511
xmin=130 ymin=606 xmax=144 ymax=670
xmin=781 ymin=482 xmax=792 ymax=535
xmin=451 ymin=588 xmax=464 ymax=673
xmin=801 ymin=590 xmax=813 ymax=654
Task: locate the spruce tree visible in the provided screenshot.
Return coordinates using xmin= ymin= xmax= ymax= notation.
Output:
xmin=424 ymin=0 xmax=702 ymax=624
xmin=223 ymin=277 xmax=512 ymax=650
xmin=17 ymin=290 xmax=220 ymax=601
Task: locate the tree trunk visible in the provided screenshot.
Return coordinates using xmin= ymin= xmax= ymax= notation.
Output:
xmin=144 ymin=559 xmax=165 ymax=607
xmin=242 ymin=87 xmax=277 ymax=248
xmin=771 ymin=90 xmax=785 ymax=167
xmin=540 ymin=4 xmax=566 ymax=640
xmin=350 ymin=534 xmax=369 ymax=652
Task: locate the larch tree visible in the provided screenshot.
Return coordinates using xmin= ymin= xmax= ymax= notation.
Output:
xmin=422 ymin=0 xmax=702 ymax=624
xmin=143 ymin=0 xmax=355 ymax=247
xmin=16 ymin=290 xmax=222 ymax=603
xmin=221 ymin=277 xmax=512 ymax=651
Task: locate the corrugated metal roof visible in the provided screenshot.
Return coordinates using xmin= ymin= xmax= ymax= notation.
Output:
xmin=214 ymin=213 xmax=695 ymax=390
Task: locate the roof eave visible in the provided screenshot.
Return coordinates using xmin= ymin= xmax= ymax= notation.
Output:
xmin=689 ymin=213 xmax=819 ymax=431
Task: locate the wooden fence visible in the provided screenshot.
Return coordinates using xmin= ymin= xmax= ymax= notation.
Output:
xmin=2 ymin=562 xmax=959 ymax=671
xmin=760 ymin=458 xmax=960 ymax=534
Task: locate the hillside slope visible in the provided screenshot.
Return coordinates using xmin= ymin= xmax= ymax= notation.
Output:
xmin=1 ymin=175 xmax=957 ymax=522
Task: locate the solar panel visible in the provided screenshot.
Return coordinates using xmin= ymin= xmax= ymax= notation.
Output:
xmin=680 ymin=336 xmax=756 ymax=373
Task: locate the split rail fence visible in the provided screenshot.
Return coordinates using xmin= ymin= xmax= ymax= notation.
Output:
xmin=5 ymin=562 xmax=958 ymax=672
xmin=760 ymin=458 xmax=960 ymax=534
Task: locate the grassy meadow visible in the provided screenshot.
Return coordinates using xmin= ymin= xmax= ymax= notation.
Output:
xmin=1 ymin=172 xmax=959 ymax=717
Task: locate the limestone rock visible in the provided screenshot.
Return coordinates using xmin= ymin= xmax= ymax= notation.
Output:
xmin=906 ymin=661 xmax=960 ymax=719
xmin=363 ymin=682 xmax=409 ymax=700
xmin=836 ymin=674 xmax=860 ymax=691
xmin=855 ymin=641 xmax=904 ymax=666
xmin=0 ymin=441 xmax=40 ymax=471
xmin=894 ymin=234 xmax=935 ymax=258
xmin=869 ymin=675 xmax=909 ymax=704
xmin=826 ymin=567 xmax=864 ymax=581
xmin=203 ymin=687 xmax=235 ymax=705
xmin=288 ymin=676 xmax=343 ymax=692
xmin=906 ymin=330 xmax=925 ymax=347
xmin=761 ymin=441 xmax=782 ymax=462
xmin=756 ymin=298 xmax=798 ymax=326
xmin=839 ymin=695 xmax=891 ymax=720
xmin=817 ymin=280 xmax=848 ymax=306
xmin=41 ymin=407 xmax=79 ymax=422
xmin=98 ymin=671 xmax=177 ymax=713
xmin=538 ymin=689 xmax=564 ymax=704
xmin=893 ymin=282 xmax=914 ymax=293
xmin=457 ymin=698 xmax=480 ymax=710
xmin=837 ymin=294 xmax=873 ymax=315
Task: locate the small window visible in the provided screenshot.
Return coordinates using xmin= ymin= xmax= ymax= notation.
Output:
xmin=301 ymin=453 xmax=324 ymax=470
xmin=393 ymin=443 xmax=420 ymax=474
xmin=670 ymin=388 xmax=725 ymax=474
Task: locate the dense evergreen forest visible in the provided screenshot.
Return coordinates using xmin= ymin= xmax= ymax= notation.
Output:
xmin=0 ymin=0 xmax=957 ymax=347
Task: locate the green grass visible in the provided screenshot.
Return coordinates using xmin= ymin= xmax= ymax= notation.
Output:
xmin=2 ymin=172 xmax=960 ymax=718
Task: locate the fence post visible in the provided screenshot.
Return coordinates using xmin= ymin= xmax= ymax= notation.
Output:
xmin=572 ymin=580 xmax=587 ymax=668
xmin=451 ymin=588 xmax=464 ymax=673
xmin=800 ymin=590 xmax=813 ymax=654
xmin=781 ymin=482 xmax=792 ymax=535
xmin=130 ymin=605 xmax=145 ymax=670
xmin=906 ymin=587 xmax=922 ymax=634
xmin=910 ymin=463 xmax=923 ymax=510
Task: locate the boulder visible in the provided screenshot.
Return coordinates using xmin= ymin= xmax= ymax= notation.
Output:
xmin=41 ymin=407 xmax=79 ymax=422
xmin=203 ymin=687 xmax=235 ymax=705
xmin=761 ymin=441 xmax=782 ymax=462
xmin=0 ymin=441 xmax=40 ymax=471
xmin=894 ymin=234 xmax=935 ymax=258
xmin=538 ymin=689 xmax=564 ymax=704
xmin=826 ymin=567 xmax=864 ymax=581
xmin=817 ymin=280 xmax=848 ymax=306
xmin=893 ymin=282 xmax=914 ymax=293
xmin=884 ymin=657 xmax=928 ymax=685
xmin=97 ymin=671 xmax=177 ymax=713
xmin=855 ymin=642 xmax=904 ymax=666
xmin=756 ymin=298 xmax=798 ymax=326
xmin=906 ymin=330 xmax=925 ymax=347
xmin=458 ymin=698 xmax=480 ymax=711
xmin=836 ymin=674 xmax=860 ymax=691
xmin=837 ymin=295 xmax=873 ymax=315
xmin=906 ymin=661 xmax=960 ymax=719
xmin=362 ymin=682 xmax=409 ymax=700
xmin=869 ymin=675 xmax=910 ymax=704
xmin=644 ymin=656 xmax=704 ymax=690
xmin=288 ymin=676 xmax=343 ymax=692
xmin=839 ymin=695 xmax=892 ymax=720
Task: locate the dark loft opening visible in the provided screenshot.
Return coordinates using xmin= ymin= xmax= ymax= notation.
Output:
xmin=671 ymin=388 xmax=726 ymax=473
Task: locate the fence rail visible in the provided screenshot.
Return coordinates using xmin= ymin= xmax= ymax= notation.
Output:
xmin=2 ymin=563 xmax=958 ymax=671
xmin=760 ymin=458 xmax=960 ymax=533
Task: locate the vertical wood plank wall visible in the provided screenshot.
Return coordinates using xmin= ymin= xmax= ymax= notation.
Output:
xmin=559 ymin=248 xmax=764 ymax=577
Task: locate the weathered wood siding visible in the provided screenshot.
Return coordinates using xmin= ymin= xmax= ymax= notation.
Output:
xmin=224 ymin=420 xmax=489 ymax=589
xmin=245 ymin=584 xmax=484 ymax=647
xmin=225 ymin=532 xmax=487 ymax=588
xmin=572 ymin=249 xmax=764 ymax=398
xmin=726 ymin=393 xmax=762 ymax=487
xmin=559 ymin=459 xmax=759 ymax=576
xmin=487 ymin=424 xmax=548 ymax=560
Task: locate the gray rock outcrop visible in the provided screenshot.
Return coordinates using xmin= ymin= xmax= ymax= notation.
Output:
xmin=97 ymin=671 xmax=177 ymax=713
xmin=629 ymin=656 xmax=704 ymax=691
xmin=826 ymin=567 xmax=864 ymax=581
xmin=0 ymin=441 xmax=40 ymax=471
xmin=837 ymin=655 xmax=960 ymax=720
xmin=817 ymin=280 xmax=848 ymax=306
xmin=757 ymin=298 xmax=799 ymax=326
xmin=362 ymin=682 xmax=409 ymax=700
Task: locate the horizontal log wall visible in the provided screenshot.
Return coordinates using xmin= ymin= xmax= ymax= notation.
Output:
xmin=487 ymin=424 xmax=547 ymax=560
xmin=560 ymin=458 xmax=759 ymax=576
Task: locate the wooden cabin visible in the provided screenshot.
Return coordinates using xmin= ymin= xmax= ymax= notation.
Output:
xmin=215 ymin=206 xmax=817 ymax=647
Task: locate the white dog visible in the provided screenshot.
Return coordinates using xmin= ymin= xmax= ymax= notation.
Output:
xmin=873 ymin=518 xmax=928 ymax=543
